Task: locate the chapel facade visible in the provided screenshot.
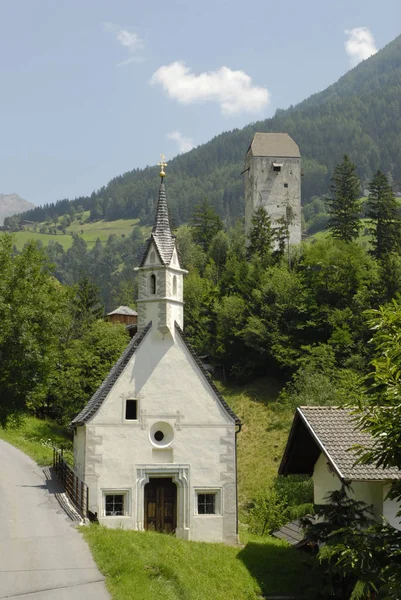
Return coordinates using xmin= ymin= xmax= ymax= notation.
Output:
xmin=71 ymin=164 xmax=240 ymax=544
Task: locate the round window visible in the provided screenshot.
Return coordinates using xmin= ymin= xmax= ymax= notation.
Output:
xmin=149 ymin=421 xmax=174 ymax=447
xmin=154 ymin=430 xmax=164 ymax=442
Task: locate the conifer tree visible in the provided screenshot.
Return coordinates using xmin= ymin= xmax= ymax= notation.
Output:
xmin=190 ymin=199 xmax=223 ymax=252
xmin=327 ymin=155 xmax=361 ymax=243
xmin=367 ymin=170 xmax=401 ymax=259
xmin=247 ymin=207 xmax=274 ymax=266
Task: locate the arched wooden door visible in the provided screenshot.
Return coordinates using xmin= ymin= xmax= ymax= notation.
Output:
xmin=144 ymin=478 xmax=177 ymax=534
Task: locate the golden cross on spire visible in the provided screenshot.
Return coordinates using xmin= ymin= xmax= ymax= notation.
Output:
xmin=158 ymin=154 xmax=168 ymax=178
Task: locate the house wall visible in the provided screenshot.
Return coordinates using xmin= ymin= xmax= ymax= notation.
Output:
xmin=383 ymin=483 xmax=401 ymax=530
xmin=313 ymin=453 xmax=384 ymax=519
xmin=79 ymin=326 xmax=237 ymax=544
xmin=73 ymin=426 xmax=86 ymax=481
xmin=244 ymin=154 xmax=301 ymax=246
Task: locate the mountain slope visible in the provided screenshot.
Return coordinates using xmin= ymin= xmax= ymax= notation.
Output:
xmin=11 ymin=34 xmax=401 ymax=227
xmin=0 ymin=193 xmax=34 ymax=225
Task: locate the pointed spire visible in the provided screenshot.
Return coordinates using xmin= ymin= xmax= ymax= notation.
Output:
xmin=139 ymin=156 xmax=175 ymax=267
xmin=151 ymin=180 xmax=175 ymax=264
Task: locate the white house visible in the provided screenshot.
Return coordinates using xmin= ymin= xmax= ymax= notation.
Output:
xmin=279 ymin=406 xmax=401 ymax=530
xmin=71 ymin=170 xmax=241 ymax=544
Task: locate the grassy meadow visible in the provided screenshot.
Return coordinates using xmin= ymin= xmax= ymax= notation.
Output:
xmin=219 ymin=377 xmax=292 ymax=514
xmin=0 ymin=212 xmax=141 ymax=250
xmin=82 ymin=526 xmax=319 ymax=600
xmin=0 ymin=416 xmax=72 ymax=465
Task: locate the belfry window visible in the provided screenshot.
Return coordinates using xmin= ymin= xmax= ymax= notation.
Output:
xmin=173 ymin=275 xmax=177 ymax=296
xmin=150 ymin=274 xmax=156 ymax=295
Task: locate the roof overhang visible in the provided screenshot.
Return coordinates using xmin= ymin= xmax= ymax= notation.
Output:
xmin=278 ymin=408 xmax=344 ymax=480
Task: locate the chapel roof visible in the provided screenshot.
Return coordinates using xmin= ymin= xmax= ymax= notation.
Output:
xmin=139 ymin=181 xmax=175 ymax=267
xmin=107 ymin=306 xmax=138 ymax=317
xmin=70 ymin=322 xmax=152 ymax=426
xmin=247 ymin=132 xmax=300 ymax=158
xmin=279 ymin=406 xmax=401 ymax=481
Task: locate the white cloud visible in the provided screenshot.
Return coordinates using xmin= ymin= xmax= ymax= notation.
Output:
xmin=168 ymin=131 xmax=194 ymax=153
xmin=345 ymin=27 xmax=378 ymax=66
xmin=150 ymin=61 xmax=269 ymax=116
xmin=104 ymin=22 xmax=144 ymax=65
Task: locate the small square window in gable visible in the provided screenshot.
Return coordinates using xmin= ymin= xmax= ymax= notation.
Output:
xmin=284 ymin=183 xmax=289 ymax=188
xmin=125 ymin=399 xmax=138 ymax=420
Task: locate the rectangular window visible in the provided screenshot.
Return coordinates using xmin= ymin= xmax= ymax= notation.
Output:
xmin=105 ymin=494 xmax=125 ymax=516
xmin=125 ymin=399 xmax=137 ymax=420
xmin=284 ymin=183 xmax=288 ymax=188
xmin=197 ymin=493 xmax=216 ymax=515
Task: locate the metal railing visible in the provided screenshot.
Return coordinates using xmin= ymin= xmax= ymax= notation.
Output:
xmin=53 ymin=448 xmax=88 ymax=519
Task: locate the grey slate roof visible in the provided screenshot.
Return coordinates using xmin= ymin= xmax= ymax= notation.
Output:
xmin=107 ymin=306 xmax=138 ymax=317
xmin=70 ymin=323 xmax=152 ymax=426
xmin=279 ymin=406 xmax=401 ymax=481
xmin=272 ymin=518 xmax=315 ymax=547
xmin=248 ymin=132 xmax=300 ymax=158
xmin=175 ymin=323 xmax=241 ymax=425
xmin=139 ymin=181 xmax=175 ymax=267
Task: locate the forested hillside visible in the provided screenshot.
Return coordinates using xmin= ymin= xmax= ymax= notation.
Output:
xmin=7 ymin=34 xmax=401 ymax=229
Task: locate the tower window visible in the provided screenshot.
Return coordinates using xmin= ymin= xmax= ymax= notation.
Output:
xmin=284 ymin=183 xmax=288 ymax=188
xmin=150 ymin=274 xmax=156 ymax=295
xmin=273 ymin=162 xmax=283 ymax=172
xmin=125 ymin=399 xmax=138 ymax=420
xmin=173 ymin=275 xmax=177 ymax=296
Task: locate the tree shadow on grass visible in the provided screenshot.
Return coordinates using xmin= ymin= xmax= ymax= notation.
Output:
xmin=237 ymin=539 xmax=321 ymax=599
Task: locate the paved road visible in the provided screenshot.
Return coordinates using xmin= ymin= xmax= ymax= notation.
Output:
xmin=0 ymin=440 xmax=110 ymax=599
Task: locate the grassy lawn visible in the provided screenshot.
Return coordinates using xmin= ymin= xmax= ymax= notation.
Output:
xmin=82 ymin=526 xmax=319 ymax=600
xmin=219 ymin=377 xmax=293 ymax=513
xmin=0 ymin=416 xmax=72 ymax=465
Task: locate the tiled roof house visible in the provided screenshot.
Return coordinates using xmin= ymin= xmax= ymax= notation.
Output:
xmin=279 ymin=407 xmax=401 ymax=529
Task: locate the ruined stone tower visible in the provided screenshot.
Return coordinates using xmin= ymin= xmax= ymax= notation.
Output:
xmin=244 ymin=133 xmax=301 ymax=246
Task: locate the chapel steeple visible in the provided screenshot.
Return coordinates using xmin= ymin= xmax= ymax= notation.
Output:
xmin=135 ymin=156 xmax=187 ymax=336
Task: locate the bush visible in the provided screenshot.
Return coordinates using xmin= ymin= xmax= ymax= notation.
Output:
xmin=248 ymin=489 xmax=289 ymax=535
xmin=248 ymin=476 xmax=314 ymax=535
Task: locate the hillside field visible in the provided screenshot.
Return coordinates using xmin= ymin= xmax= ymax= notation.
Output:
xmin=0 ymin=213 xmax=140 ymax=250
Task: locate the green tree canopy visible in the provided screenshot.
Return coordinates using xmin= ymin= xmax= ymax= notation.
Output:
xmin=367 ymin=169 xmax=401 ymax=259
xmin=247 ymin=207 xmax=274 ymax=267
xmin=190 ymin=199 xmax=223 ymax=252
xmin=327 ymin=155 xmax=361 ymax=243
xmin=0 ymin=236 xmax=67 ymax=424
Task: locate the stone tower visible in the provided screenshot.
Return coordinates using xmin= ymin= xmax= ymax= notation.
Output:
xmin=135 ymin=176 xmax=187 ymax=336
xmin=244 ymin=132 xmax=301 ymax=246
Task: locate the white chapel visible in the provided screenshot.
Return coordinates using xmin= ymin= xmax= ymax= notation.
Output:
xmin=71 ymin=162 xmax=241 ymax=544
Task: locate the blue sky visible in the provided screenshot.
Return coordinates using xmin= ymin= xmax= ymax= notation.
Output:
xmin=0 ymin=0 xmax=400 ymax=206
